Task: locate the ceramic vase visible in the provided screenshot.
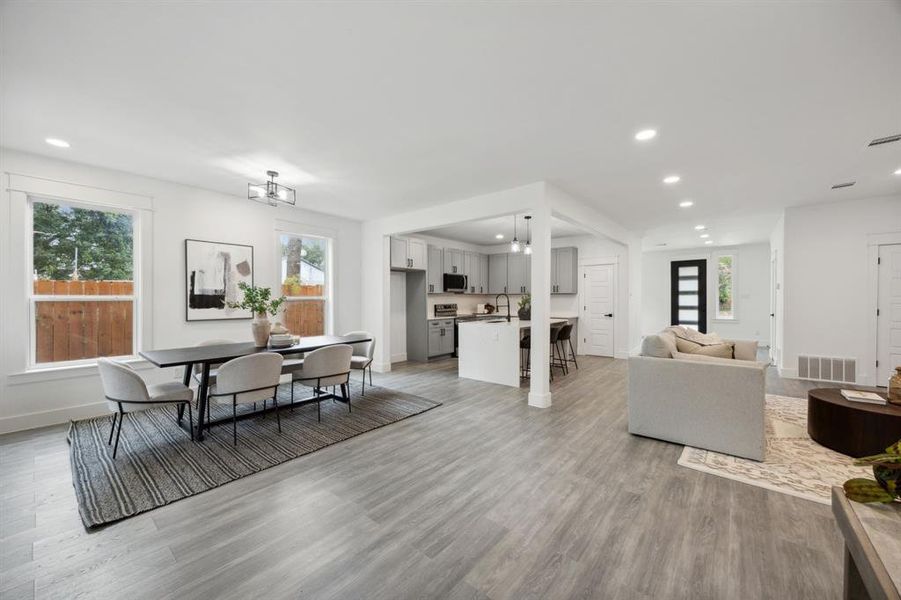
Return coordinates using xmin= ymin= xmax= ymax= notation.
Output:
xmin=251 ymin=313 xmax=271 ymax=347
xmin=517 ymin=306 xmax=531 ymax=320
xmin=889 ymin=366 xmax=901 ymax=405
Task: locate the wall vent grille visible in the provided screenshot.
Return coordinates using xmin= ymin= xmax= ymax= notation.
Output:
xmin=797 ymin=355 xmax=856 ymax=383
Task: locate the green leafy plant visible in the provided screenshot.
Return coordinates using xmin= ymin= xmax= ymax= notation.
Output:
xmin=518 ymin=293 xmax=531 ymax=310
xmin=843 ymin=439 xmax=901 ymax=503
xmin=227 ymin=282 xmax=285 ymax=317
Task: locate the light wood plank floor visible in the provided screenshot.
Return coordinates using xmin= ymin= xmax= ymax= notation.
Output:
xmin=1 ymin=357 xmax=843 ymax=599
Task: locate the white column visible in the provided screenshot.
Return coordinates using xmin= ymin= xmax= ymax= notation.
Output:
xmin=528 ymin=205 xmax=552 ymax=407
xmin=361 ymin=226 xmax=392 ymax=373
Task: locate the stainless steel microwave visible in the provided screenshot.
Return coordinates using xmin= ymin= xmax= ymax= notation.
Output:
xmin=443 ymin=273 xmax=468 ymax=293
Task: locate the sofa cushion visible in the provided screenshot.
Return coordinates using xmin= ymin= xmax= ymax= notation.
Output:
xmin=641 ymin=334 xmax=676 ymax=358
xmin=672 ymin=351 xmax=767 ymax=369
xmin=732 ymin=339 xmax=759 ymax=361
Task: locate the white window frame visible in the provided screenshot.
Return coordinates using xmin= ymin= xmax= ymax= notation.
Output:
xmin=276 ymin=230 xmax=334 ymax=336
xmin=713 ymin=253 xmax=737 ymax=322
xmin=26 ymin=195 xmax=141 ymax=369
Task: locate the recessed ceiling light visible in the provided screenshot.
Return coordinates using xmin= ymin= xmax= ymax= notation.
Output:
xmin=699 ymin=233 xmax=710 ymax=239
xmin=495 ymin=234 xmax=504 ymax=239
xmin=694 ymin=224 xmax=706 ymax=231
xmin=45 ymin=138 xmax=70 ymax=148
xmin=894 ymin=167 xmax=901 ymax=175
xmin=679 ymin=200 xmax=694 ymax=208
xmin=663 ymin=175 xmax=681 ymax=184
xmin=635 ymin=129 xmax=657 ymax=141
xmin=704 ymin=240 xmax=713 ymax=245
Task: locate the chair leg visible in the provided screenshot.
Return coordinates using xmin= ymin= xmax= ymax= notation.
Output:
xmin=273 ymin=396 xmax=281 ymax=433
xmin=558 ymin=341 xmax=568 ymax=374
xmin=108 ymin=412 xmax=118 ymax=445
xmin=343 ymin=383 xmax=351 ymax=413
xmin=569 ymin=339 xmax=578 ymax=369
xmin=177 ymin=404 xmax=184 ymax=424
xmin=232 ymin=401 xmax=238 ymax=446
xmin=187 ymin=404 xmax=194 ymax=441
xmin=112 ymin=408 xmax=125 ymax=458
xmin=317 ymin=390 xmax=321 ymax=422
xmin=361 ymin=368 xmax=366 ymax=396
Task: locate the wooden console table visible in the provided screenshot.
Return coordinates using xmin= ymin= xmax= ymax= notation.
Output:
xmin=832 ymin=487 xmax=901 ymax=600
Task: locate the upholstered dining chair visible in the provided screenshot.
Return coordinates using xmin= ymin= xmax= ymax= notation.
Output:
xmin=207 ymin=352 xmax=284 ymax=446
xmin=191 ymin=339 xmax=234 ymax=386
xmin=97 ymin=358 xmax=195 ymax=458
xmin=343 ymin=331 xmax=375 ymax=395
xmin=292 ymin=345 xmax=353 ymax=421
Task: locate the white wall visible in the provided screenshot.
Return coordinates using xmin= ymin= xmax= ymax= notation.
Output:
xmin=0 ymin=149 xmax=362 ymax=433
xmin=641 ymin=242 xmax=772 ymax=344
xmin=389 ymin=272 xmax=407 ymax=362
xmin=770 ymin=215 xmax=785 ymax=367
xmin=780 ymin=195 xmax=901 ymax=384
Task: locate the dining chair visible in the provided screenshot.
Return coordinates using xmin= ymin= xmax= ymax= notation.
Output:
xmin=97 ymin=358 xmax=194 ymax=458
xmin=207 ymin=352 xmax=284 ymax=445
xmin=191 ymin=339 xmax=234 ymax=386
xmin=343 ymin=331 xmax=375 ymax=395
xmin=292 ymin=345 xmax=353 ymax=421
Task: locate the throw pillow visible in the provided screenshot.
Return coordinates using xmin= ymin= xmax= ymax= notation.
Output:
xmin=692 ymin=342 xmax=735 ymax=359
xmin=641 ymin=334 xmax=674 ymax=358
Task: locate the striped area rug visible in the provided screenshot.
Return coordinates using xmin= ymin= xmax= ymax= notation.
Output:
xmin=67 ymin=383 xmax=440 ymax=528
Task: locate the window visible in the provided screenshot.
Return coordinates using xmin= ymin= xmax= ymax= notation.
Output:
xmin=670 ymin=259 xmax=707 ymax=332
xmin=279 ymin=233 xmax=331 ymax=336
xmin=30 ymin=198 xmax=137 ymax=365
xmin=716 ymin=255 xmax=735 ymax=320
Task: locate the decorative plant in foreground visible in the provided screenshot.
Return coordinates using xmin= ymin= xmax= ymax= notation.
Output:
xmin=843 ymin=439 xmax=901 ymax=503
xmin=518 ymin=293 xmax=531 ymax=311
xmin=227 ymin=282 xmax=286 ymax=317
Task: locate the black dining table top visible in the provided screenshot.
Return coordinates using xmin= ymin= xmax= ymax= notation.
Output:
xmin=139 ymin=334 xmax=372 ymax=368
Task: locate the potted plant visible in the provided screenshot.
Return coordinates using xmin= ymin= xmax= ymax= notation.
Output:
xmin=517 ymin=293 xmax=531 ymax=320
xmin=843 ymin=439 xmax=901 ymax=503
xmin=228 ymin=282 xmax=286 ymax=347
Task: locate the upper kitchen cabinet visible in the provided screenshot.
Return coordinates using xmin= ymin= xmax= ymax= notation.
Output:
xmin=507 ymin=253 xmax=531 ymax=294
xmin=488 ymin=253 xmax=507 ymax=294
xmin=443 ymin=248 xmax=463 ymax=274
xmin=552 ymin=246 xmax=578 ymax=294
xmin=427 ymin=245 xmax=443 ymax=293
xmin=390 ymin=236 xmax=426 ymax=271
xmin=478 ymin=254 xmax=489 ymax=294
xmin=464 ymin=252 xmax=481 ymax=294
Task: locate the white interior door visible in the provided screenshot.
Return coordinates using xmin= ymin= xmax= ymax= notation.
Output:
xmin=580 ymin=264 xmax=615 ymax=357
xmin=877 ymin=244 xmax=901 ymax=385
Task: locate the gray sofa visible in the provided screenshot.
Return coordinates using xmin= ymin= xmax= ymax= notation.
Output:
xmin=628 ymin=328 xmax=768 ymax=461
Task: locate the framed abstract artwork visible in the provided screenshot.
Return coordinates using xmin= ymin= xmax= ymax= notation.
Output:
xmin=185 ymin=239 xmax=254 ymax=321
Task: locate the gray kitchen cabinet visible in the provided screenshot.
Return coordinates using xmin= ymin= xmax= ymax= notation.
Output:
xmin=552 ymin=247 xmax=578 ymax=294
xmin=507 ymin=253 xmax=531 ymax=294
xmin=478 ymin=254 xmax=489 ymax=294
xmin=428 ymin=319 xmax=454 ymax=357
xmin=390 ymin=237 xmax=409 ymax=270
xmin=466 ymin=252 xmax=481 ymax=294
xmin=390 ymin=236 xmax=427 ymax=271
xmin=427 ymin=245 xmax=443 ymax=293
xmin=488 ymin=253 xmax=508 ymax=294
xmin=443 ymin=248 xmax=463 ymax=274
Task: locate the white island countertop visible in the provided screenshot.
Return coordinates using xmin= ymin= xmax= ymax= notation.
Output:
xmin=456 ymin=317 xmax=572 ymax=387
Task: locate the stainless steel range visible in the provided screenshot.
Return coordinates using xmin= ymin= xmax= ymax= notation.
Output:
xmin=433 ymin=303 xmax=458 ymax=318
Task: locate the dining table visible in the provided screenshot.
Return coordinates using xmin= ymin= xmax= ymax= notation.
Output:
xmin=139 ymin=334 xmax=372 ymax=441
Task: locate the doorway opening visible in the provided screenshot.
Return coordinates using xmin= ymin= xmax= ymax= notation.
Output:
xmin=671 ymin=259 xmax=707 ymax=333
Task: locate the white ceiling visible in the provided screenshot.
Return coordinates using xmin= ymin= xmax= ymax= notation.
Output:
xmin=2 ymin=2 xmax=900 ymax=245
xmin=420 ymin=215 xmax=589 ymax=246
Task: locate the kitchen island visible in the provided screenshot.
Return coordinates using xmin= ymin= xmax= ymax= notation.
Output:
xmin=457 ymin=317 xmax=568 ymax=387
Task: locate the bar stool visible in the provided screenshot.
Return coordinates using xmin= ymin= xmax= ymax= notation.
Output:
xmin=556 ymin=323 xmax=577 ymax=371
xmin=549 ymin=325 xmax=566 ymax=379
xmin=519 ymin=334 xmax=531 ymax=379
xmin=520 ymin=325 xmax=567 ymax=381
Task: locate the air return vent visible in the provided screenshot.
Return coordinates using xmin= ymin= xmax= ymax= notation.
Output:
xmin=831 ymin=181 xmax=856 ymax=189
xmin=797 ymin=355 xmax=856 ymax=383
xmin=868 ymin=133 xmax=901 ymax=147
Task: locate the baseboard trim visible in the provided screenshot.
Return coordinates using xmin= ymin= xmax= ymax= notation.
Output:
xmin=528 ymin=391 xmax=552 ymax=408
xmin=0 ymin=401 xmax=108 ymax=435
xmin=372 ymin=361 xmax=392 ymax=374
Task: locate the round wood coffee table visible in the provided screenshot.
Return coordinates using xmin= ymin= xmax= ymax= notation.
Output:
xmin=807 ymin=388 xmax=901 ymax=458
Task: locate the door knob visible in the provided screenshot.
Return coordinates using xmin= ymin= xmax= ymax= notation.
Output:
xmin=604 ymin=313 xmax=613 ymax=317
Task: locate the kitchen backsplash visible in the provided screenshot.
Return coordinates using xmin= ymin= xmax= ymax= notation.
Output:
xmin=426 ymin=293 xmax=523 ymax=317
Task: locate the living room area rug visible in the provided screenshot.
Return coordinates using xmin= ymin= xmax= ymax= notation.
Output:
xmin=678 ymin=394 xmax=870 ymax=505
xmin=68 ymin=382 xmax=440 ymax=528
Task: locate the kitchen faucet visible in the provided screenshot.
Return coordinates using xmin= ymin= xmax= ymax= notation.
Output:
xmin=495 ymin=293 xmax=511 ymax=322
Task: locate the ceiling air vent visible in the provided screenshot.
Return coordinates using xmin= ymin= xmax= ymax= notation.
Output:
xmin=831 ymin=181 xmax=856 ymax=189
xmin=868 ymin=133 xmax=901 ymax=147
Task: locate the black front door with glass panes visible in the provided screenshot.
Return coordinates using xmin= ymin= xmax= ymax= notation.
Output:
xmin=670 ymin=259 xmax=707 ymax=333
